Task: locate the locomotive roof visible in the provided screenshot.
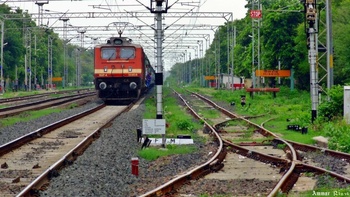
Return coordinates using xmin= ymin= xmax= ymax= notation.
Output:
xmin=95 ymin=37 xmax=143 ymax=48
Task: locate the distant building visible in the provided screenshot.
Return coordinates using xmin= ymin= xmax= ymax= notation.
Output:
xmin=220 ymin=74 xmax=244 ymax=89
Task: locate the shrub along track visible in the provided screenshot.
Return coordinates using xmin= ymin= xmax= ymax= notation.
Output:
xmin=0 ymin=100 xmax=137 ymax=196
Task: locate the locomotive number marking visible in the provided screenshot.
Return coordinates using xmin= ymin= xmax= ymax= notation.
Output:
xmin=99 ymin=74 xmax=108 ymax=77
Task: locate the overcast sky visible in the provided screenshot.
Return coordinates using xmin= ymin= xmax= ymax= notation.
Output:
xmin=7 ymin=0 xmax=247 ymax=19
xmin=6 ymin=0 xmax=247 ymax=29
xmin=6 ymin=0 xmax=248 ymax=70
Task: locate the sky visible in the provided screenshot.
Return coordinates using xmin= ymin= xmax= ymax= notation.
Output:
xmin=4 ymin=0 xmax=248 ymax=70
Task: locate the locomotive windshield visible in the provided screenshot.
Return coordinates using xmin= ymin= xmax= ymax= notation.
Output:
xmin=120 ymin=47 xmax=135 ymax=59
xmin=100 ymin=47 xmax=135 ymax=60
xmin=101 ymin=48 xmax=116 ymax=60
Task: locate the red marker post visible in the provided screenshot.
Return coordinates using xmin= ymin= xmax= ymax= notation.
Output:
xmin=131 ymin=157 xmax=139 ymax=176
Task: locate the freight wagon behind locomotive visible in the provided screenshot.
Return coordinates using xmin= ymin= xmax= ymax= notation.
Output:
xmin=94 ymin=37 xmax=154 ymax=103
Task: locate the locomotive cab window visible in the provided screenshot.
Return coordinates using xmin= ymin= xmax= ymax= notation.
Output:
xmin=101 ymin=48 xmax=116 ymax=60
xmin=120 ymin=47 xmax=135 ymax=59
xmin=145 ymin=58 xmax=150 ymax=67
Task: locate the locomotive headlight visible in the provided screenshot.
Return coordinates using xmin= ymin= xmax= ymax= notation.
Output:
xmin=128 ymin=66 xmax=132 ymax=72
xmin=99 ymin=82 xmax=107 ymax=90
xmin=129 ymin=82 xmax=137 ymax=90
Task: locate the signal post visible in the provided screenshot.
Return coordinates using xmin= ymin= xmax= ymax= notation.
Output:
xmin=149 ymin=0 xmax=169 ymax=148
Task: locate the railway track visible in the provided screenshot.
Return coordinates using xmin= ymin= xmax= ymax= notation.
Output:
xmin=0 ymin=89 xmax=92 ymax=105
xmin=0 ymin=90 xmax=96 ymax=118
xmin=0 ymin=98 xmax=138 ymax=196
xmin=139 ymin=90 xmax=350 ymax=196
xmin=191 ymin=91 xmax=350 ymax=196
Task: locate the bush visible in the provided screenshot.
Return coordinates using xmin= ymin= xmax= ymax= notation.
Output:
xmin=318 ymin=85 xmax=344 ymax=121
xmin=321 ymin=120 xmax=350 ymax=153
xmin=176 ymin=119 xmax=194 ymax=131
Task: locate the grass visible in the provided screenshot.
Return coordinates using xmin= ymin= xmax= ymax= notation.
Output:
xmin=140 ymin=84 xmax=350 ymax=196
xmin=139 ymin=88 xmax=206 ymax=160
xmin=0 ymin=86 xmax=89 ymax=99
xmin=143 ymin=88 xmax=203 ymax=139
xmin=186 ymin=86 xmax=322 ymax=145
xmin=183 ymin=86 xmax=350 ymax=194
xmin=138 ymin=144 xmax=198 ymax=161
xmin=67 ymin=103 xmax=79 ymax=109
xmin=139 ymin=85 xmax=320 ymax=160
xmin=198 ymin=108 xmax=220 ymax=119
xmin=0 ymin=108 xmax=63 ymax=127
xmin=1 ymin=91 xmax=41 ymax=98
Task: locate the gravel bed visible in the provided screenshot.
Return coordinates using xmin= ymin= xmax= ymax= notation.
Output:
xmin=301 ymin=151 xmax=348 ymax=175
xmin=11 ymin=90 xmax=345 ymax=196
xmin=24 ymin=92 xmax=214 ymax=196
xmin=0 ymin=98 xmax=103 ymax=146
xmin=0 ymin=91 xmax=216 ymax=196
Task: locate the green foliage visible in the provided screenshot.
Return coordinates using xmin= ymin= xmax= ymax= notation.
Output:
xmin=176 ymin=119 xmax=194 ymax=131
xmin=168 ymin=0 xmax=350 ymax=90
xmin=0 ymin=4 xmax=93 ymax=93
xmin=277 ymin=143 xmax=286 ymax=150
xmin=144 ymin=87 xmax=202 ymax=138
xmin=138 ymin=144 xmax=197 ymax=161
xmin=0 ymin=108 xmax=62 ymax=127
xmin=321 ymin=121 xmax=350 ymax=153
xmin=178 ymin=86 xmax=350 ymax=149
xmin=67 ymin=103 xmax=79 ymax=109
xmin=316 ymin=174 xmax=341 ymax=189
xmin=318 ymin=85 xmax=344 ymax=121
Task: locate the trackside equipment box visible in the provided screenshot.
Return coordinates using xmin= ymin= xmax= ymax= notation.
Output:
xmin=344 ymin=86 xmax=350 ymax=124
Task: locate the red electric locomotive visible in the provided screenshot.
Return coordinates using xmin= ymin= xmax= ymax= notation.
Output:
xmin=94 ymin=37 xmax=154 ymax=103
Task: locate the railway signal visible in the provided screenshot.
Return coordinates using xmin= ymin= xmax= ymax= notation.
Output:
xmin=302 ymin=0 xmax=318 ymax=122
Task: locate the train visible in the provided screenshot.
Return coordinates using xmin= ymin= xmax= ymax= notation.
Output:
xmin=94 ymin=37 xmax=155 ymax=103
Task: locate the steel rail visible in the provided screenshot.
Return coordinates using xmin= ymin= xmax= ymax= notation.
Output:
xmin=0 ymin=88 xmax=92 ymax=104
xmin=0 ymin=103 xmax=105 ymax=157
xmin=16 ymin=101 xmax=137 ymax=196
xmin=260 ymin=117 xmax=350 ymax=162
xmin=188 ymin=91 xmax=299 ymax=196
xmin=222 ymin=139 xmax=290 ymax=166
xmin=295 ymin=163 xmax=350 ymax=183
xmin=0 ymin=92 xmax=96 ymax=118
xmin=288 ymin=140 xmax=350 ymax=162
xmin=139 ymin=91 xmax=225 ymax=197
xmin=0 ymin=91 xmax=95 ymax=112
